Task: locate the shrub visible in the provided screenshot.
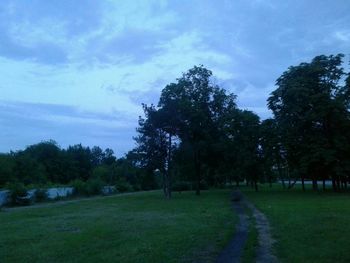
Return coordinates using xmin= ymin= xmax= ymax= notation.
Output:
xmin=115 ymin=179 xmax=133 ymax=193
xmin=85 ymin=178 xmax=104 ymax=196
xmin=35 ymin=189 xmax=48 ymax=202
xmin=172 ymin=181 xmax=192 ymax=192
xmin=132 ymin=184 xmax=141 ymax=192
xmin=71 ymin=179 xmax=104 ymax=196
xmin=8 ymin=182 xmax=31 ymax=206
xmin=71 ymin=179 xmax=87 ymax=196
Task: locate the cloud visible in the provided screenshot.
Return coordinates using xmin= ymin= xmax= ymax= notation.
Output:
xmin=0 ymin=101 xmax=137 ymax=155
xmin=0 ymin=0 xmax=107 ymax=64
xmin=333 ymin=30 xmax=350 ymax=42
xmin=0 ymin=0 xmax=350 ymax=154
xmin=96 ymin=29 xmax=172 ymax=64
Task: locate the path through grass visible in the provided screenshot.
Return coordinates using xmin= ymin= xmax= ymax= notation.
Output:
xmin=242 ymin=185 xmax=350 ymax=262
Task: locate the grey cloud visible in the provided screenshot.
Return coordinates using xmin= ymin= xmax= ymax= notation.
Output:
xmin=0 ymin=0 xmax=105 ymax=36
xmin=0 ymin=32 xmax=68 ymax=64
xmin=0 ymin=101 xmax=137 ymax=155
xmin=0 ymin=0 xmax=106 ymax=64
xmin=92 ymin=29 xmax=175 ymax=64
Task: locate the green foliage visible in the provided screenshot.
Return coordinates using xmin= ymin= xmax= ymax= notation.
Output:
xmin=85 ymin=178 xmax=104 ymax=196
xmin=34 ymin=189 xmax=48 ymax=202
xmin=115 ymin=178 xmax=133 ymax=193
xmin=136 ymin=65 xmax=241 ymax=197
xmin=71 ymin=179 xmax=87 ymax=196
xmin=267 ymin=54 xmax=350 ymax=190
xmin=71 ymin=179 xmax=104 ymax=196
xmin=92 ymin=165 xmax=112 ymax=183
xmin=7 ymin=182 xmax=29 ymax=205
xmin=0 ymin=154 xmax=15 ymax=187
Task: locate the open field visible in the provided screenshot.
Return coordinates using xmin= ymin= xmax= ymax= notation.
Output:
xmin=242 ymin=185 xmax=350 ymax=263
xmin=0 ymin=190 xmax=235 ymax=263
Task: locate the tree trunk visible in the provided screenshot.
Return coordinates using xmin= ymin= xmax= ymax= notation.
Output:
xmin=254 ymin=180 xmax=258 ymax=192
xmin=162 ymin=170 xmax=167 ymax=197
xmin=322 ymin=179 xmax=326 ymax=191
xmin=194 ymin=149 xmax=201 ymax=196
xmin=336 ymin=176 xmax=340 ymax=191
xmin=312 ymin=179 xmax=318 ymax=191
xmin=344 ymin=179 xmax=348 ymax=190
xmin=332 ymin=176 xmax=337 ymax=192
xmin=166 ymin=134 xmax=172 ymax=199
xmin=301 ymin=176 xmax=305 ymax=191
xmin=276 ymin=159 xmax=285 ymax=189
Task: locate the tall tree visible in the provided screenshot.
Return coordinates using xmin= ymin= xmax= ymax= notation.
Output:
xmin=158 ymin=65 xmax=237 ymax=195
xmin=134 ymin=104 xmax=170 ymax=198
xmin=268 ymin=54 xmax=350 ymax=191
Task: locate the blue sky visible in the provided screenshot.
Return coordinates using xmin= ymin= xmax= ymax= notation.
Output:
xmin=0 ymin=0 xmax=349 ymax=156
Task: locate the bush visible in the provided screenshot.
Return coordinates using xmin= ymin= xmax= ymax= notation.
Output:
xmin=71 ymin=179 xmax=104 ymax=196
xmin=71 ymin=179 xmax=87 ymax=196
xmin=85 ymin=179 xmax=104 ymax=196
xmin=172 ymin=181 xmax=192 ymax=192
xmin=132 ymin=184 xmax=141 ymax=192
xmin=115 ymin=179 xmax=133 ymax=193
xmin=8 ymin=182 xmax=31 ymax=206
xmin=35 ymin=189 xmax=48 ymax=202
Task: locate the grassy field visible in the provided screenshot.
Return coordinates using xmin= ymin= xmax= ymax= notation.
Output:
xmin=0 ymin=190 xmax=235 ymax=263
xmin=242 ymin=184 xmax=350 ymax=263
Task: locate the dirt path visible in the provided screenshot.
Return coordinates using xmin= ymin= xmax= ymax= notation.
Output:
xmin=216 ymin=191 xmax=249 ymax=263
xmin=216 ymin=190 xmax=278 ymax=263
xmin=245 ymin=200 xmax=278 ymax=263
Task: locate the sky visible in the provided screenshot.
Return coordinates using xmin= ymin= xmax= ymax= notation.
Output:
xmin=0 ymin=0 xmax=349 ymax=156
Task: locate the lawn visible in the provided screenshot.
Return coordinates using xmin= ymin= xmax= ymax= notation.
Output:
xmin=242 ymin=184 xmax=350 ymax=263
xmin=0 ymin=190 xmax=235 ymax=263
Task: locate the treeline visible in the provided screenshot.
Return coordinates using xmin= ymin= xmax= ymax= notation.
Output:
xmin=0 ymin=141 xmax=158 ymax=191
xmin=133 ymin=54 xmax=350 ymax=197
xmin=1 ymin=54 xmax=349 ymax=197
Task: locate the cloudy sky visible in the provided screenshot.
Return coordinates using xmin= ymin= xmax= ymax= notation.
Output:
xmin=0 ymin=0 xmax=349 ymax=156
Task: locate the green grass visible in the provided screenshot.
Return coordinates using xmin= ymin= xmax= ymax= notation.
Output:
xmin=0 ymin=190 xmax=235 ymax=263
xmin=241 ymin=208 xmax=258 ymax=263
xmin=242 ymin=184 xmax=350 ymax=263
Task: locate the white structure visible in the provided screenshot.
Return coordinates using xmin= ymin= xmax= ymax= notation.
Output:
xmin=0 ymin=187 xmax=74 ymax=206
xmin=46 ymin=187 xmax=74 ymax=199
xmin=0 ymin=190 xmax=10 ymax=206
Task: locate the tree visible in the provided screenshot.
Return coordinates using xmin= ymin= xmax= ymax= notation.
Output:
xmin=134 ymin=104 xmax=170 ymax=197
xmin=0 ymin=153 xmax=15 ymax=187
xmin=268 ymin=54 xmax=350 ymax=191
xmin=260 ymin=118 xmax=286 ymax=188
xmin=158 ymin=65 xmax=237 ymax=195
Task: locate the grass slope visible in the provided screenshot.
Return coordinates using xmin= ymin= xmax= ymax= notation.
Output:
xmin=0 ymin=190 xmax=235 ymax=263
xmin=243 ymin=185 xmax=350 ymax=263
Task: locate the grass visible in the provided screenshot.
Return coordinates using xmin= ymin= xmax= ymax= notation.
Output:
xmin=0 ymin=190 xmax=235 ymax=263
xmin=242 ymin=184 xmax=350 ymax=263
xmin=241 ymin=207 xmax=258 ymax=263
